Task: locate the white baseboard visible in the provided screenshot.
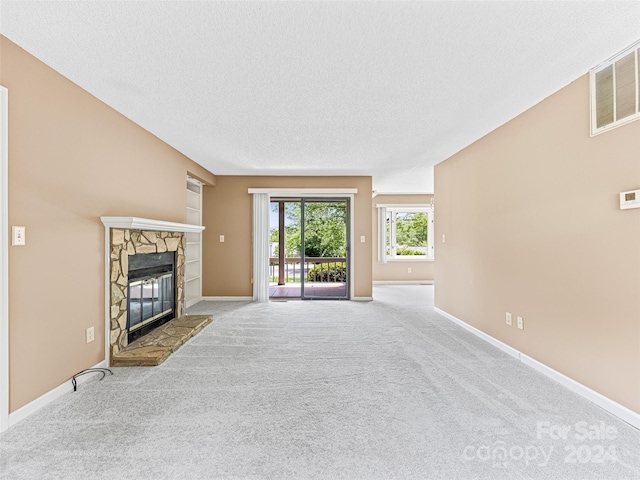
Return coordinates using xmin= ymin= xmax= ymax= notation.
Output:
xmin=434 ymin=307 xmax=520 ymax=359
xmin=202 ymin=295 xmax=374 ymax=302
xmin=373 ymin=280 xmax=434 ymax=285
xmin=201 ymin=296 xmax=253 ymax=302
xmin=433 ymin=307 xmax=640 ymax=430
xmin=8 ymin=360 xmax=108 ymax=428
xmin=520 ymin=354 xmax=640 ymax=430
xmin=185 ymin=297 xmax=203 ymax=308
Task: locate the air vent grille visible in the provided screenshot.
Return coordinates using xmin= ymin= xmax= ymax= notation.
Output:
xmin=590 ymin=42 xmax=640 ymax=135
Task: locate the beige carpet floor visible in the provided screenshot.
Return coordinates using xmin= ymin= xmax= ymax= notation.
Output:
xmin=1 ymin=285 xmax=638 ymax=479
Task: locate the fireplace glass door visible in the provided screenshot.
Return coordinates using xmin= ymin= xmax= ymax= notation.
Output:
xmin=128 ymin=273 xmax=174 ymax=333
xmin=126 ymin=251 xmax=176 ymax=342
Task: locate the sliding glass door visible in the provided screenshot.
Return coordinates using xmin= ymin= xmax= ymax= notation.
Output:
xmin=269 ymin=200 xmax=302 ymax=298
xmin=269 ymin=198 xmax=349 ymax=300
xmin=301 ymin=198 xmax=349 ymax=299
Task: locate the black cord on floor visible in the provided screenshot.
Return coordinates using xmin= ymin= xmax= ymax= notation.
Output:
xmin=71 ymin=368 xmax=113 ymax=391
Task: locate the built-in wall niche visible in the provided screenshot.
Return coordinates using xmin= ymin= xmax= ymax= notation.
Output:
xmin=185 ymin=177 xmax=203 ymax=307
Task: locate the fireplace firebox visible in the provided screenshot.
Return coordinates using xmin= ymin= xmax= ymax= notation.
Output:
xmin=127 ymin=252 xmax=176 ymax=343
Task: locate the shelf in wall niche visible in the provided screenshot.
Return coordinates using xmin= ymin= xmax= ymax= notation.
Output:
xmin=100 ymin=216 xmax=205 ymax=233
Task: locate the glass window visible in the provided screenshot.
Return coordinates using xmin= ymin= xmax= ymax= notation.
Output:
xmin=379 ymin=207 xmax=434 ymax=261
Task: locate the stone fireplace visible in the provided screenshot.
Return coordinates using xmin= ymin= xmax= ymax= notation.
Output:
xmin=101 ymin=217 xmax=205 ymax=363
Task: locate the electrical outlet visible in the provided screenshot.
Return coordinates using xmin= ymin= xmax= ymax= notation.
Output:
xmin=86 ymin=326 xmax=95 ymax=343
xmin=407 ymin=267 xmax=412 ymax=273
xmin=219 ymin=235 xmax=225 ymax=242
xmin=505 ymin=312 xmax=512 ymax=326
xmin=517 ymin=316 xmax=524 ymax=330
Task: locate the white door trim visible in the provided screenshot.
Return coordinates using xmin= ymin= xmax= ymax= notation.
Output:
xmin=248 ymin=188 xmax=356 ymax=300
xmin=1 ymin=86 xmax=9 ymax=432
xmin=248 ymin=188 xmax=357 ymax=196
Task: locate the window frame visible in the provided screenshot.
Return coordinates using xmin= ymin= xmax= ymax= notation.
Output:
xmin=590 ymin=40 xmax=640 ymax=136
xmin=376 ymin=204 xmax=434 ymax=263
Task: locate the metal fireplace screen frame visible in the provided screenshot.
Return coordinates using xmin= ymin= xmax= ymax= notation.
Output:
xmin=127 ymin=252 xmax=176 ymax=343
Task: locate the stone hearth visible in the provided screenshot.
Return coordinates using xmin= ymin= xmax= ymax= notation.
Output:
xmin=111 ymin=314 xmax=212 ymax=366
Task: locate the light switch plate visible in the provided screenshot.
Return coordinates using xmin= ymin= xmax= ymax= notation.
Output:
xmin=12 ymin=226 xmax=26 ymax=246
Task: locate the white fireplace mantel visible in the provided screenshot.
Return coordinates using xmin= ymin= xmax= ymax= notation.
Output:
xmin=100 ymin=216 xmax=205 ymax=233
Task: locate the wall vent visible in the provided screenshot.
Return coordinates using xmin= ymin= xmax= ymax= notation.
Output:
xmin=590 ymin=40 xmax=640 ymax=135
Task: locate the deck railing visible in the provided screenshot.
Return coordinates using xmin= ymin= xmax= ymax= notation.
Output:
xmin=269 ymin=257 xmax=347 ymax=284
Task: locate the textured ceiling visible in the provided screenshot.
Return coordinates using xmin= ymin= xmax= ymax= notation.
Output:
xmin=1 ymin=1 xmax=639 ymax=193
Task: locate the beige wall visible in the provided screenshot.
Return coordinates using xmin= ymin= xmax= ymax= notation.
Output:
xmin=372 ymin=194 xmax=434 ymax=282
xmin=434 ymin=74 xmax=640 ymax=413
xmin=202 ymin=176 xmax=373 ymax=298
xmin=1 ymin=36 xmax=215 ymax=411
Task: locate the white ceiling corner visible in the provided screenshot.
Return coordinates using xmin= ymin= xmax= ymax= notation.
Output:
xmin=1 ymin=1 xmax=638 ymax=193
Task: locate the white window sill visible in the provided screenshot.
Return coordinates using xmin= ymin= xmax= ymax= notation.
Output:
xmin=385 ymin=257 xmax=434 ymax=262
